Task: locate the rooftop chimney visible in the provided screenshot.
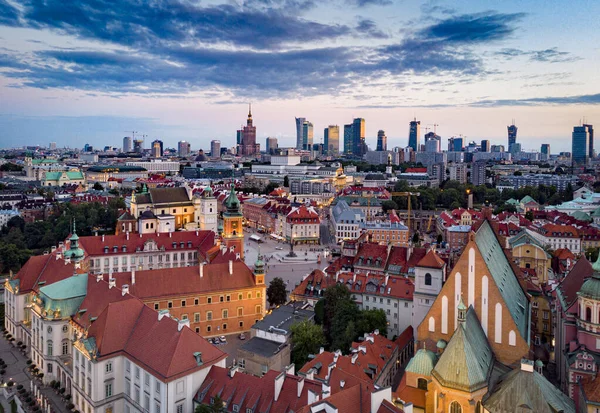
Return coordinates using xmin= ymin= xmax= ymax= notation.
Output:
xmin=169 ymin=231 xmax=172 ymax=238
xmin=351 ymin=353 xmax=358 ymax=364
xmin=177 ymin=318 xmax=190 ymax=331
xmin=108 ymin=278 xmax=116 ymax=289
xmin=358 ymin=345 xmax=367 ymax=354
xmin=297 ymin=377 xmax=305 ymax=398
xmin=321 ymin=383 xmax=331 ymax=399
xmin=520 ymin=359 xmax=534 ymax=373
xmin=102 ymin=234 xmax=105 ymax=242
xmin=274 ymin=371 xmax=285 ymax=402
xmin=199 ymin=263 xmax=204 ymax=278
xmin=121 ymin=284 xmax=129 ymax=296
xmin=340 ymin=380 xmax=345 ymax=388
xmin=193 ymin=351 xmax=203 ymax=366
xmin=229 ymin=260 xmax=233 ymax=275
xmin=131 ymin=268 xmax=136 ymax=285
xmin=126 ymin=231 xmax=129 ymax=240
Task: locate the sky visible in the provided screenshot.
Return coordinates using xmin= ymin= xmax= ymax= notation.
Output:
xmin=0 ymin=0 xmax=599 ymax=153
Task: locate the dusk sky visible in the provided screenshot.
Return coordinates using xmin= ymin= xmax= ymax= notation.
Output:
xmin=0 ymin=0 xmax=598 ymax=152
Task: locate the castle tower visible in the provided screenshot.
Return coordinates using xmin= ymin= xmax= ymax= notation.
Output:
xmin=222 ymin=184 xmax=244 ymax=258
xmin=195 ymin=187 xmax=218 ymax=233
xmin=253 ymin=248 xmax=265 ymax=286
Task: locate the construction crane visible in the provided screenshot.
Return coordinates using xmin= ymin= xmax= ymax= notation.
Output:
xmin=390 ymin=191 xmax=420 ymax=231
xmin=124 ymin=131 xmax=138 ymax=139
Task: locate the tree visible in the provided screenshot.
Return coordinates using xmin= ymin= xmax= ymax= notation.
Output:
xmin=93 ymin=182 xmax=104 ymax=191
xmin=330 ymin=299 xmax=360 ymax=351
xmin=356 ymin=309 xmax=388 ymax=338
xmin=283 ymin=175 xmax=289 ymax=187
xmin=323 ymin=284 xmax=353 ymax=343
xmin=381 ymin=200 xmax=398 ymax=213
xmin=290 ymin=320 xmax=325 ymax=368
xmin=525 ymin=211 xmax=534 ymax=221
xmin=195 ymin=395 xmax=226 ymax=413
xmin=314 ymin=299 xmax=325 ymax=325
xmin=412 ymin=232 xmax=420 ymax=244
xmin=266 ymin=277 xmax=287 ymax=307
xmin=436 ymin=234 xmax=443 ymax=244
xmin=264 ymin=182 xmax=280 ymax=195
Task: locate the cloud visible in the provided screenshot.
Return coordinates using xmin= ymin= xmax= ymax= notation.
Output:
xmin=347 ymin=0 xmax=393 ymax=7
xmin=0 ymin=0 xmax=19 ymax=26
xmin=420 ymin=0 xmax=455 ymax=15
xmin=355 ymin=18 xmax=388 ymax=39
xmin=496 ymin=47 xmax=580 ymax=63
xmin=471 ymin=93 xmax=600 ymax=107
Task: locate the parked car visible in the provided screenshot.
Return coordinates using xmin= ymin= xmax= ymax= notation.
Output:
xmin=239 ymin=333 xmax=246 ymax=340
xmin=219 ymin=335 xmax=227 ymax=344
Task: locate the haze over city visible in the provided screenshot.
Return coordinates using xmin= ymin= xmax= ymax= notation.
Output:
xmin=0 ymin=0 xmax=599 ymax=151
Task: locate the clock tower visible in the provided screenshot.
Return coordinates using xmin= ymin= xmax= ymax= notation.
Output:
xmin=222 ymin=184 xmax=244 ymax=258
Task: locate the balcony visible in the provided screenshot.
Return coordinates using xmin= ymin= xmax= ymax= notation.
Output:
xmin=576 ymin=318 xmax=600 ymax=334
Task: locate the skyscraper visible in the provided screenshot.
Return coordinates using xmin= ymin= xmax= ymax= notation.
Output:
xmin=481 ymin=140 xmax=490 ymax=152
xmin=151 ymin=140 xmax=163 ymax=158
xmin=302 ymin=121 xmax=314 ymax=151
xmin=151 ymin=139 xmax=163 ymax=157
xmin=507 ymin=122 xmax=517 ymax=152
xmin=584 ymin=124 xmax=594 ymax=158
xmin=450 ymin=137 xmax=463 ymax=152
xmin=133 ymin=139 xmax=144 ymax=153
xmin=265 ymin=137 xmax=278 ymax=154
xmin=572 ymin=125 xmax=591 ymax=166
xmin=541 ymin=144 xmax=550 ymax=155
xmin=49 ymin=142 xmax=57 ymax=150
xmin=408 ymin=118 xmax=420 ymax=151
xmin=352 ymin=118 xmax=366 ymax=156
xmin=211 ymin=140 xmax=221 ymax=159
xmin=376 ymin=130 xmax=387 ymax=151
xmin=471 ymin=161 xmax=487 ymax=186
xmin=237 ymin=105 xmax=259 ymax=156
xmin=123 ymin=136 xmax=132 ymax=153
xmin=324 ymin=125 xmax=339 ymax=156
xmin=295 ymin=117 xmax=306 ymax=150
xmin=236 ymin=130 xmax=243 ymax=145
xmin=178 ymin=141 xmax=191 ymax=157
xmin=425 ymin=136 xmax=440 ymax=153
xmin=344 ymin=124 xmax=353 ymax=155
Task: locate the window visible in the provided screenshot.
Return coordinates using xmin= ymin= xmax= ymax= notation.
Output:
xmin=176 ymin=405 xmax=183 ymax=413
xmin=154 ymin=303 xmax=159 ymax=310
xmin=239 ymin=321 xmax=244 ymax=328
xmin=450 ymin=401 xmax=462 ymax=413
xmin=144 ymin=395 xmax=150 ymax=411
xmin=207 ymin=311 xmax=212 ymax=321
xmin=247 ymin=293 xmax=252 ymax=299
xmin=417 ymin=378 xmax=427 ymax=390
xmin=182 ymin=314 xmax=188 ymax=320
xmin=425 ymin=273 xmax=432 ymax=286
xmin=145 ymin=373 xmax=150 ymax=386
xmin=194 ymin=298 xmax=199 ymax=305
xmin=207 ymin=297 xmax=212 ymax=304
xmin=168 ymin=301 xmax=173 ymax=309
xmin=125 ymin=379 xmax=131 ymax=396
xmin=194 ymin=313 xmax=200 ymax=323
xmin=238 ymin=294 xmax=243 ymax=300
xmin=223 ymin=323 xmax=228 ymax=330
xmin=207 ymin=326 xmax=211 ymax=332
xmin=238 ymin=308 xmax=243 ymax=317
xmin=220 ymin=296 xmax=224 ymax=302
xmin=239 ymin=359 xmax=246 ymax=368
xmin=257 ymin=292 xmax=261 ymax=298
xmin=156 ymin=381 xmax=161 ymax=395
xmin=62 ymin=340 xmax=69 ymax=355
xmin=47 ymin=363 xmax=53 ymax=373
xmin=255 ymin=305 xmax=262 ymax=314
xmin=135 ymin=388 xmax=140 ymax=404
xmin=47 ymin=340 xmax=53 ymax=356
xmin=106 ymin=362 xmax=113 ymax=373
xmin=155 ymin=403 xmax=160 ymax=413
xmin=223 ymin=309 xmax=228 ymax=319
xmin=105 ymin=383 xmax=113 ymax=398
xmin=181 ymin=300 xmax=186 ymax=307
xmin=135 ymin=367 xmax=140 ymax=379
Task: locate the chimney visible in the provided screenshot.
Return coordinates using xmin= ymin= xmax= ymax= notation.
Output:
xmin=56 ymin=251 xmax=62 ymax=260
xmin=285 ymin=364 xmax=295 ymax=376
xmin=297 ymin=377 xmax=305 ymax=398
xmin=229 ymin=246 xmax=234 ymax=253
xmin=307 ymin=389 xmax=319 ymax=405
xmin=199 ymin=263 xmax=204 ymax=278
xmin=327 ymin=362 xmax=335 ymax=380
xmin=321 ymin=382 xmax=331 ymax=399
xmin=374 ymin=329 xmax=379 ymax=336
xmin=126 ymin=231 xmax=129 ymax=240
xmin=366 ymin=335 xmax=374 ymax=344
xmin=520 ymin=359 xmax=534 ymax=373
xmin=193 ymin=352 xmax=203 ymax=366
xmin=108 ymin=278 xmax=116 ymax=289
xmin=229 ymin=365 xmax=239 ymax=377
xmin=358 ymin=345 xmax=367 ymax=354
xmin=274 ymin=371 xmax=285 ymax=402
xmin=236 ymin=252 xmax=241 ymax=260
xmin=178 ymin=318 xmax=190 ymax=331
xmin=229 ymin=260 xmax=233 ymax=275
xmin=319 ymin=347 xmax=325 ymax=354
xmin=158 ymin=309 xmax=170 ymax=321
xmin=102 ymin=234 xmax=105 ymax=242
xmin=51 ymin=246 xmax=57 ymax=253
xmin=351 ymin=353 xmax=358 ymax=364
xmin=403 ymin=403 xmax=414 ymax=413
xmin=333 ymin=349 xmax=341 ymax=362
xmin=131 ymin=268 xmax=136 ymax=285
xmin=169 ymin=231 xmax=172 ymax=238
xmin=121 ymin=284 xmax=129 ymax=296
xmin=96 ymin=273 xmax=103 ymax=282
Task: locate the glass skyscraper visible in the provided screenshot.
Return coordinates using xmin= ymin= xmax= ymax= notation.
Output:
xmin=344 ymin=124 xmax=353 ymax=155
xmin=409 ymin=118 xmax=420 ymax=151
xmin=507 ymin=122 xmax=517 ymax=152
xmin=324 ymin=125 xmax=339 ymax=156
xmin=302 ymin=121 xmax=313 ymax=151
xmin=295 ymin=117 xmax=305 ymax=150
xmin=376 ymin=130 xmax=387 ymax=151
xmin=572 ymin=125 xmax=591 ymax=166
xmin=352 ymin=118 xmax=366 ymax=156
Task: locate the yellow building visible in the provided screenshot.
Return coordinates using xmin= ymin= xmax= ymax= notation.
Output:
xmin=508 ymin=231 xmax=552 ymax=284
xmin=130 ymin=185 xmax=196 ymax=230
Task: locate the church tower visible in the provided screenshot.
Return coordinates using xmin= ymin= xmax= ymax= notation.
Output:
xmin=222 ymin=184 xmax=244 ymax=258
xmin=195 ymin=187 xmax=218 ymax=233
xmin=253 ymin=249 xmax=265 ymax=286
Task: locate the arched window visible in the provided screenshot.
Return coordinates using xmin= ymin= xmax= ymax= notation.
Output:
xmin=450 ymin=401 xmax=462 ymax=413
xmin=417 ymin=378 xmax=427 ymax=390
xmin=476 ymin=401 xmax=482 ymax=413
xmin=62 ymin=340 xmax=69 ymax=356
xmin=47 ymin=340 xmax=53 ymax=356
xmin=586 ymin=307 xmax=592 ymax=322
xmin=509 ymin=330 xmax=516 ymax=346
xmin=425 ymin=273 xmax=432 ymax=286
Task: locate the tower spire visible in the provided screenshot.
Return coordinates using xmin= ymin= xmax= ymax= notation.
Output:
xmin=248 ymin=103 xmax=252 ymax=118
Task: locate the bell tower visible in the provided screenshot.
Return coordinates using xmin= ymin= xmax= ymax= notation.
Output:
xmin=222 ymin=183 xmax=244 ymax=258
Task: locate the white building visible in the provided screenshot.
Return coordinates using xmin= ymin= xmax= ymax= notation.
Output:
xmin=331 ymin=200 xmax=365 ymax=243
xmin=125 ymin=161 xmax=181 ymax=175
xmin=0 ymin=210 xmax=20 ymax=228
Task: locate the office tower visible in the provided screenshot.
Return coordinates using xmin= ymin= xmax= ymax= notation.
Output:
xmin=324 ymin=125 xmax=339 ymax=156
xmin=265 ymin=137 xmax=278 ymax=154
xmin=312 ymin=143 xmax=324 ymax=155
xmin=541 ymin=144 xmax=550 ymax=156
xmin=295 ymin=117 xmax=306 ymax=150
xmin=83 ymin=144 xmax=93 ymax=152
xmin=344 ymin=124 xmax=353 ymax=155
xmin=481 ymin=140 xmax=490 ymax=152
xmin=236 ymin=130 xmax=243 ymax=145
xmin=237 ymin=105 xmax=259 ymax=156
xmin=151 ymin=139 xmax=163 ymax=157
xmin=425 ymin=136 xmax=440 ymax=153
xmin=302 ymin=121 xmax=314 ymax=151
xmin=352 ymin=118 xmax=366 ymax=156
xmin=510 ymin=143 xmax=522 ymax=154
xmin=211 ymin=140 xmax=221 ymax=159
xmin=376 ymin=130 xmax=387 ymax=151
xmin=408 ymin=118 xmax=421 ymax=151
xmin=572 ymin=125 xmax=591 ymax=166
xmin=584 ymin=124 xmax=594 ymax=158
xmin=178 ymin=140 xmax=191 ymax=157
xmin=450 ymin=137 xmax=463 ymax=152
xmin=123 ymin=136 xmax=132 ymax=153
xmin=49 ymin=142 xmax=57 ymax=150
xmin=507 ymin=121 xmax=517 ymax=152
xmin=491 ymin=145 xmax=505 ymax=152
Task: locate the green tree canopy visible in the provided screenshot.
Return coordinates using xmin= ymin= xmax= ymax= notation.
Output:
xmin=195 ymin=395 xmax=226 ymax=413
xmin=266 ymin=277 xmax=287 ymax=307
xmin=290 ymin=320 xmax=325 ymax=368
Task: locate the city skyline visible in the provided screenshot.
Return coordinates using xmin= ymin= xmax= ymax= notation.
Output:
xmin=0 ymin=0 xmax=598 ymax=151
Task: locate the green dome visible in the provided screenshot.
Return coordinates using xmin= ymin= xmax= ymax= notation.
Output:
xmin=224 ymin=186 xmax=240 ymax=212
xmin=405 ymin=348 xmax=437 ymax=376
xmin=535 ymin=360 xmax=544 ymax=367
xmin=579 ymin=274 xmax=600 ymax=300
xmin=592 ymin=207 xmax=600 ymax=217
xmin=437 ymin=339 xmax=447 ymax=349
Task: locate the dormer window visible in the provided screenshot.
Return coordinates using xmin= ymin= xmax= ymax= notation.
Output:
xmin=113 ymin=246 xmax=118 ymax=253
xmin=104 ymin=246 xmax=109 ymax=253
xmin=172 ymin=242 xmax=177 ymax=249
xmin=122 ymin=245 xmax=127 ymax=252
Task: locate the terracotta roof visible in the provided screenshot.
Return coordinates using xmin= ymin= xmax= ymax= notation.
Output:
xmin=291 ymin=269 xmax=337 ymax=300
xmin=395 ymin=374 xmax=426 ymax=409
xmin=337 ymin=272 xmax=415 ymax=301
xmin=353 ymin=243 xmax=388 ymax=268
xmin=148 ymin=187 xmax=191 ymax=204
xmin=554 ymin=248 xmax=576 ymax=260
xmin=581 ymin=375 xmax=600 ymax=404
xmin=105 ymin=262 xmax=257 ymax=300
xmin=12 ymin=252 xmax=77 ymax=293
xmin=87 ymin=296 xmax=226 ymax=381
xmin=395 ymin=326 xmax=414 ymax=349
xmin=538 ymin=224 xmax=579 ymax=238
xmin=72 ymin=275 xmax=133 ymax=329
xmin=556 ymin=257 xmax=592 ymax=310
xmin=385 ymin=246 xmax=427 ymax=274
xmin=77 ymin=231 xmax=215 ymax=257
xmin=416 ymin=250 xmax=445 ymax=269
xmin=287 ymin=205 xmax=320 ymax=221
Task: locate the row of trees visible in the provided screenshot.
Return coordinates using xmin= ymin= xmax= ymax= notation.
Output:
xmin=0 ymin=198 xmax=125 ymax=273
xmin=290 ymin=284 xmax=387 ymax=368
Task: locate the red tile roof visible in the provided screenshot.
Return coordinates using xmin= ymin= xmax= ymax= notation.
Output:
xmin=337 ymin=273 xmax=414 ymax=301
xmin=12 ymin=252 xmax=77 ymax=293
xmin=556 ymin=257 xmax=592 ymax=310
xmin=77 ymin=231 xmax=215 ymax=257
xmin=104 ymin=262 xmax=258 ymax=300
xmin=538 ymin=223 xmax=579 ymax=238
xmin=554 ymin=248 xmax=576 ymax=260
xmin=395 ymin=326 xmax=414 ymax=350
xmin=291 ymin=269 xmax=337 ymax=300
xmin=581 ymin=375 xmax=600 ymax=404
xmin=394 ymin=374 xmax=426 ymax=409
xmin=88 ymin=296 xmax=226 ymax=381
xmin=353 ymin=243 xmax=388 ymax=268
xmin=416 ymin=250 xmax=445 ymax=269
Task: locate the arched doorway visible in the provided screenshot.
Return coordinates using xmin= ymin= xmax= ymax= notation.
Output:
xmin=449 ymin=401 xmax=462 ymax=413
